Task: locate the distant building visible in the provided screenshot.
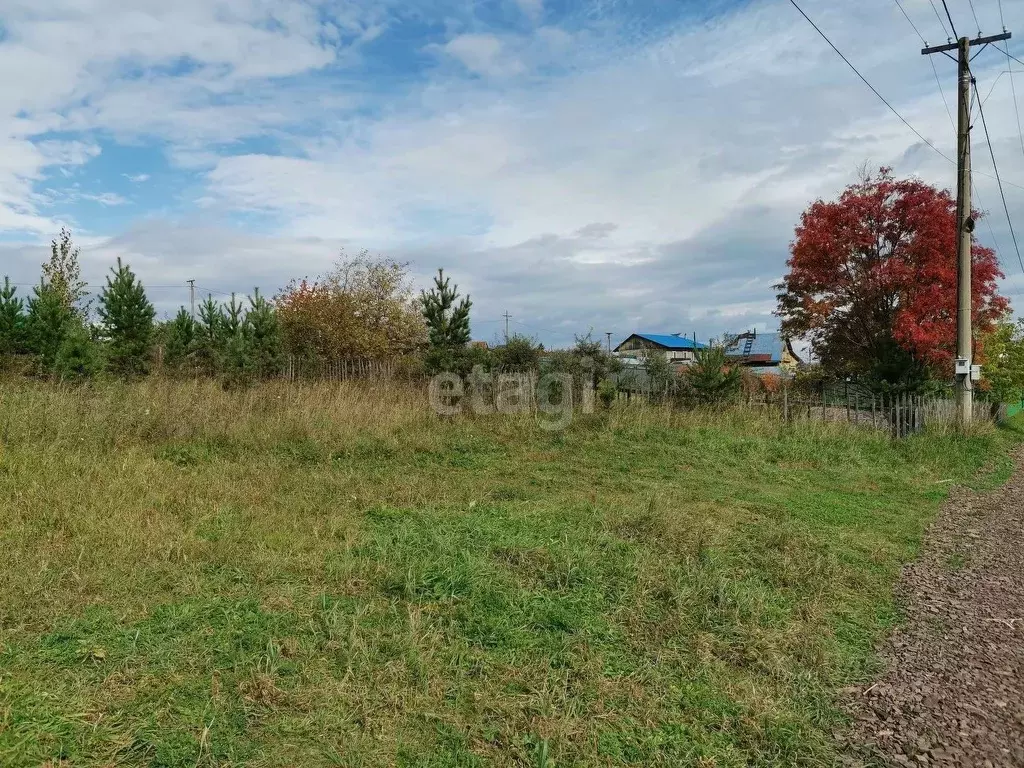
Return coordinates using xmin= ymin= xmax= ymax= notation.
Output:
xmin=470 ymin=340 xmax=489 ymax=350
xmin=614 ymin=333 xmax=706 ymax=364
xmin=723 ymin=331 xmax=801 ymax=375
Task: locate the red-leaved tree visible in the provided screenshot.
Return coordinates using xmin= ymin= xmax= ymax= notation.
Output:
xmin=776 ymin=168 xmax=1008 ymax=384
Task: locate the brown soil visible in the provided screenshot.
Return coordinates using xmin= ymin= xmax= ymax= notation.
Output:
xmin=844 ymin=447 xmax=1024 ymax=766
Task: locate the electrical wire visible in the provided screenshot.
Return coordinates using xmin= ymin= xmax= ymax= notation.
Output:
xmin=6 ymin=282 xmax=196 ymax=290
xmin=973 ymin=183 xmax=1004 ymax=262
xmin=894 ymin=0 xmax=928 ymax=44
xmin=939 ymin=0 xmax=959 ymax=40
xmin=972 ymin=79 xmax=1024 ymax=277
xmin=966 ymin=0 xmax=981 ymax=36
xmin=931 ymin=54 xmax=958 ymax=130
xmin=791 ymin=1 xmax=1024 ymax=193
xmin=788 ymin=0 xmax=955 ymax=165
xmin=995 ymin=0 xmax=1024 ymax=161
xmin=929 ymin=0 xmax=952 ymax=39
xmin=995 ymin=46 xmax=1024 ymax=70
xmin=195 ymin=286 xmax=235 ymax=297
xmin=891 ymin=0 xmax=1009 ymax=272
xmin=892 ymin=0 xmax=958 ymax=132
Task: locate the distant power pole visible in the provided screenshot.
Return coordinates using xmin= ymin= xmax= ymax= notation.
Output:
xmin=922 ymin=29 xmax=1011 ymax=426
xmin=606 ymin=332 xmax=612 ymax=353
xmin=187 ymin=279 xmax=196 ymax=319
xmin=503 ymin=311 xmax=511 ymax=343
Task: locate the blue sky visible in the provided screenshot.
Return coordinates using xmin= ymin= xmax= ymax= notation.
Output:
xmin=1 ymin=0 xmax=1024 ymax=347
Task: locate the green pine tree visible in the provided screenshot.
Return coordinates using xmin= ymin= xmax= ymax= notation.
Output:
xmin=0 ymin=277 xmax=26 ymax=358
xmin=222 ymin=293 xmax=245 ymax=337
xmin=97 ymin=258 xmax=156 ymax=377
xmin=246 ymin=289 xmax=283 ymax=378
xmin=421 ymin=269 xmax=472 ymax=373
xmin=195 ymin=295 xmax=224 ymax=375
xmin=163 ymin=308 xmax=197 ymax=371
xmin=681 ymin=346 xmax=742 ymax=406
xmin=25 ymin=280 xmax=75 ymax=373
xmin=422 ymin=269 xmax=472 ymax=348
xmin=54 ymin=321 xmax=102 ymax=381
xmin=219 ymin=294 xmax=252 ymax=387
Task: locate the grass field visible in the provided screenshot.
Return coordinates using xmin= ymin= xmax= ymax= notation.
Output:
xmin=0 ymin=379 xmax=1019 ymax=767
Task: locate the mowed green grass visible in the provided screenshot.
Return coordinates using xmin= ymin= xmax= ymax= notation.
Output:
xmin=0 ymin=379 xmax=1018 ymax=767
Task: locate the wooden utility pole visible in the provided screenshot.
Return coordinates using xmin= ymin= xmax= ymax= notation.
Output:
xmin=605 ymin=332 xmax=612 ymax=353
xmin=187 ymin=279 xmax=196 ymax=319
xmin=503 ymin=311 xmax=511 ymax=343
xmin=922 ymin=31 xmax=1011 ymax=426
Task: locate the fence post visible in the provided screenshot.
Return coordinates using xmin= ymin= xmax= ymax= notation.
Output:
xmin=783 ymin=386 xmax=790 ymax=424
xmin=871 ymin=394 xmax=876 ymax=428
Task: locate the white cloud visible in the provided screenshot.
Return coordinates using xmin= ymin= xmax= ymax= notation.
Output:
xmin=0 ymin=0 xmax=382 ymax=235
xmin=516 ymin=0 xmax=544 ymax=24
xmin=1 ymin=0 xmax=1024 ymax=340
xmin=81 ymin=192 xmax=130 ymax=206
xmin=440 ymin=34 xmax=525 ymax=77
xmin=123 ymin=173 xmax=151 ymax=183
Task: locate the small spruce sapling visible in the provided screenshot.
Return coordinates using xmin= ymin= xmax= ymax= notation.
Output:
xmin=97 ymin=258 xmax=156 ymax=377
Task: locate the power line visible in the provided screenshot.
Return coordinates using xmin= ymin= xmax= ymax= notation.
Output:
xmin=788 ymin=0 xmax=955 ymax=164
xmin=195 ymin=285 xmax=235 ymax=297
xmin=972 ymin=78 xmax=1024 ymax=276
xmin=807 ymin=0 xmax=1024 ymax=194
xmin=966 ymin=0 xmax=981 ymax=36
xmin=996 ymin=46 xmax=1024 ymax=70
xmin=995 ymin=0 xmax=1024 ymax=161
xmin=893 ymin=0 xmax=959 ymax=137
xmin=894 ymin=0 xmax=928 ymax=45
xmin=894 ymin=0 xmax=1010 ymax=272
xmin=929 ymin=0 xmax=952 ymax=40
xmin=939 ymin=0 xmax=959 ymax=40
xmin=931 ymin=54 xmax=958 ymax=130
xmin=5 ymin=282 xmax=194 ymax=289
xmin=973 ymin=182 xmax=1005 ymax=265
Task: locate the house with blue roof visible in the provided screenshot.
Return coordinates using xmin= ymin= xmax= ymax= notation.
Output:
xmin=614 ymin=332 xmax=706 ymax=364
xmin=723 ymin=331 xmax=802 ymax=376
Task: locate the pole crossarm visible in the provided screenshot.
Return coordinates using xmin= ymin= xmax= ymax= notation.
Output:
xmin=922 ymin=32 xmax=1010 ymax=56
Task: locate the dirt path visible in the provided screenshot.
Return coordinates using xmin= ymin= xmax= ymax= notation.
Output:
xmin=845 ymin=447 xmax=1024 ymax=766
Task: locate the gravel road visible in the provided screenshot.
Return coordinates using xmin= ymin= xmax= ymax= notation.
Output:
xmin=845 ymin=447 xmax=1024 ymax=766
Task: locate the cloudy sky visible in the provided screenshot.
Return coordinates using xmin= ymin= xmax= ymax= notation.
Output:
xmin=2 ymin=0 xmax=1024 ymax=347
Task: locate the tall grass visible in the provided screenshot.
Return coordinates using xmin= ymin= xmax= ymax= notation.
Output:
xmin=0 ymin=377 xmax=429 ymax=447
xmin=0 ymin=377 xmax=1018 ymax=767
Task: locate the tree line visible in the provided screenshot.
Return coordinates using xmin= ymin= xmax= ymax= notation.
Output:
xmin=0 ymin=231 xmax=626 ymax=388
